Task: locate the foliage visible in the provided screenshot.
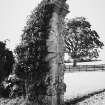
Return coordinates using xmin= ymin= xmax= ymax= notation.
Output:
xmin=64 ymin=17 xmax=104 ymax=63
xmin=14 ymin=0 xmax=54 ymax=102
xmin=6 ymin=74 xmax=25 ymax=98
xmin=0 ymin=41 xmax=14 ymax=83
xmin=0 ymin=81 xmax=11 ymax=98
xmin=0 ymin=97 xmax=26 ymax=105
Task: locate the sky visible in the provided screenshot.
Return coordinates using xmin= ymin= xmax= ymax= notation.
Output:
xmin=0 ymin=0 xmax=105 ymax=62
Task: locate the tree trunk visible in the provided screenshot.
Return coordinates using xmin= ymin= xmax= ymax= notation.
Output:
xmin=73 ymin=59 xmax=77 ymax=67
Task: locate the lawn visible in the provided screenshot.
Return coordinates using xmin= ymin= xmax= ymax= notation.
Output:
xmin=64 ymin=71 xmax=105 ymax=100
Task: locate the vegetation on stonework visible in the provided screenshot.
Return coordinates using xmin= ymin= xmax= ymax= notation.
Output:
xmin=14 ymin=0 xmax=55 ymax=103
xmin=64 ymin=17 xmax=104 ymax=66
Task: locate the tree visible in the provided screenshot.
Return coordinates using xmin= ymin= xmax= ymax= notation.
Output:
xmin=64 ymin=17 xmax=104 ymax=66
xmin=0 ymin=41 xmax=14 ymax=83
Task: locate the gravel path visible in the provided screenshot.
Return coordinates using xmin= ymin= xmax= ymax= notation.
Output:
xmin=75 ymin=91 xmax=105 ymax=105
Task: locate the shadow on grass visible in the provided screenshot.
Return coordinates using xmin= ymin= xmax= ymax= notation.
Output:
xmin=65 ymin=89 xmax=105 ymax=105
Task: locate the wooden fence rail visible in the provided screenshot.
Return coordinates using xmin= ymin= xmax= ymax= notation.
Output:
xmin=64 ymin=64 xmax=105 ymax=72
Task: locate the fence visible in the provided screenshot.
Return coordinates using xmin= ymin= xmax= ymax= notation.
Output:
xmin=64 ymin=64 xmax=105 ymax=72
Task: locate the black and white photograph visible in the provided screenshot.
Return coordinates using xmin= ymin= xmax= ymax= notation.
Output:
xmin=0 ymin=0 xmax=105 ymax=105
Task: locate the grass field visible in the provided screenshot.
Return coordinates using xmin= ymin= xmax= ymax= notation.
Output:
xmin=64 ymin=71 xmax=105 ymax=100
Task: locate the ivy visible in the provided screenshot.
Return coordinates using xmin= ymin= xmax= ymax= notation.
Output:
xmin=15 ymin=0 xmax=55 ymax=101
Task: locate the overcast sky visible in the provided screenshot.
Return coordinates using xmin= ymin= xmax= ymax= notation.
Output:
xmin=0 ymin=0 xmax=105 ymax=62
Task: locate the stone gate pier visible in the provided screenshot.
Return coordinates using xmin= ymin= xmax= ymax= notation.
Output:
xmin=45 ymin=0 xmax=69 ymax=105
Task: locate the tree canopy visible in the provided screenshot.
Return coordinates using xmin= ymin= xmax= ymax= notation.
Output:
xmin=64 ymin=17 xmax=104 ymax=65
